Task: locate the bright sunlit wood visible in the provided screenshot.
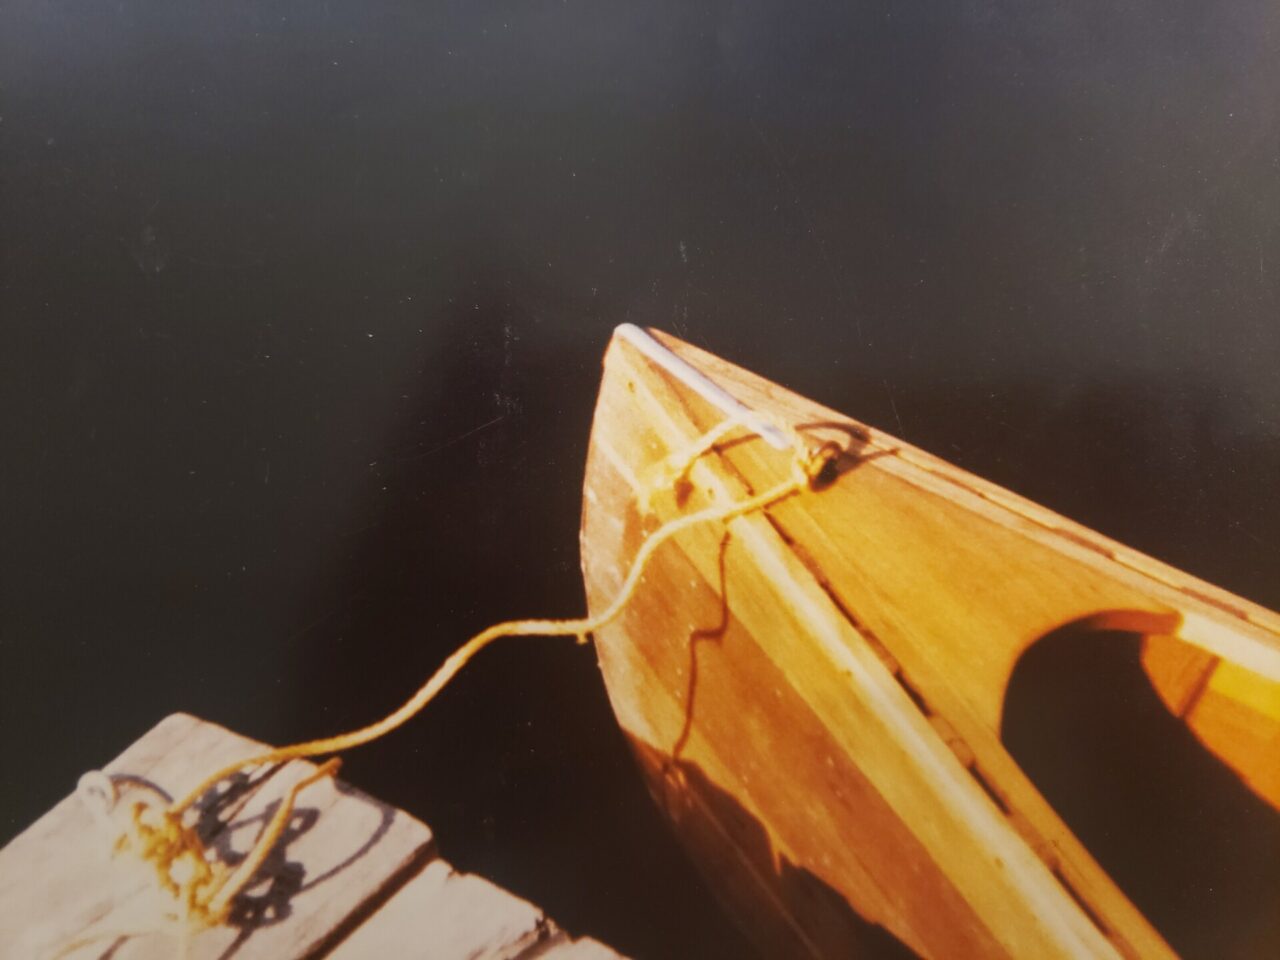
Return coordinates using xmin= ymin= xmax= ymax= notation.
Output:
xmin=580 ymin=327 xmax=1280 ymax=959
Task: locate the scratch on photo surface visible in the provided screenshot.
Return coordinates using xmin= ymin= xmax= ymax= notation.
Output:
xmin=398 ymin=415 xmax=507 ymax=462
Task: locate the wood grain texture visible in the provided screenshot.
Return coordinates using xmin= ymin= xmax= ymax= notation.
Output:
xmin=529 ymin=935 xmax=628 ymax=958
xmin=0 ymin=713 xmax=433 ymax=959
xmin=580 ymin=327 xmax=1280 ymax=959
xmin=0 ymin=715 xmax=628 ymax=960
xmin=327 ymin=859 xmax=548 ymax=959
xmin=328 ymin=859 xmax=626 ymax=960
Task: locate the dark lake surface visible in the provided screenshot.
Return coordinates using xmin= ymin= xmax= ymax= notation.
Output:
xmin=3 ymin=3 xmax=1278 ymax=956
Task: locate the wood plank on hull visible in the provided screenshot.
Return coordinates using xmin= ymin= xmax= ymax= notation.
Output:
xmin=652 ymin=332 xmax=1280 ymax=914
xmin=581 ymin=335 xmax=1156 ymax=959
xmin=647 ymin=334 xmax=1280 ymax=651
xmin=586 ymin=449 xmax=987 ymax=956
xmin=656 ymin=367 xmax=1173 ymax=958
xmin=583 ymin=327 xmax=1280 ymax=959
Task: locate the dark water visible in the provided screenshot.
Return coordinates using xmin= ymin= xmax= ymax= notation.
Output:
xmin=2 ymin=3 xmax=1278 ymax=956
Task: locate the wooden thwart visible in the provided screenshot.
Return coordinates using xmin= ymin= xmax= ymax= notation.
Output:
xmin=0 ymin=714 xmax=627 ymax=960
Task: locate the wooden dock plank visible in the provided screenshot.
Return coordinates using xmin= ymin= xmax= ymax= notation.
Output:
xmin=1 ymin=713 xmax=434 ymax=959
xmin=1 ymin=714 xmax=209 ymax=956
xmin=326 ymin=855 xmax=629 ymax=959
xmin=0 ymin=715 xmax=628 ymax=960
xmin=530 ymin=935 xmax=628 ymax=958
xmin=327 ymin=859 xmax=547 ymax=958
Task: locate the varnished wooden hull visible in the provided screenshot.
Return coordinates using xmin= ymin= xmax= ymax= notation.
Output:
xmin=579 ymin=328 xmax=1280 ymax=958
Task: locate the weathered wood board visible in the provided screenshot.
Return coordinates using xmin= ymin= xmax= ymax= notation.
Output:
xmin=0 ymin=714 xmax=627 ymax=960
xmin=327 ymin=859 xmax=621 ymax=960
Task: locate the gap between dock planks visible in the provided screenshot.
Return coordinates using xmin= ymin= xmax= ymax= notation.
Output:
xmin=0 ymin=714 xmax=627 ymax=960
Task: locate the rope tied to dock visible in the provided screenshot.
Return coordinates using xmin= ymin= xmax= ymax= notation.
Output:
xmin=72 ymin=416 xmax=839 ymax=955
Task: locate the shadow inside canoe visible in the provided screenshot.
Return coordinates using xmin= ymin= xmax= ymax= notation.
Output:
xmin=1002 ymin=620 xmax=1280 ymax=959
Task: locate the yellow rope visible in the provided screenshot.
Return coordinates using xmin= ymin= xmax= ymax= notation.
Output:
xmin=86 ymin=418 xmax=836 ymax=943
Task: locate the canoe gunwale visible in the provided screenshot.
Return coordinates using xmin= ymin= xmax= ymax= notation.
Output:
xmin=580 ymin=326 xmax=1278 ymax=959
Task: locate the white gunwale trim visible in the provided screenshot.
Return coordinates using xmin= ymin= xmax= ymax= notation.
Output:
xmin=615 ymin=324 xmax=791 ymax=450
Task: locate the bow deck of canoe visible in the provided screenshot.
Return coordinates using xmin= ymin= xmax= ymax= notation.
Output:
xmin=579 ymin=328 xmax=1280 ymax=959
